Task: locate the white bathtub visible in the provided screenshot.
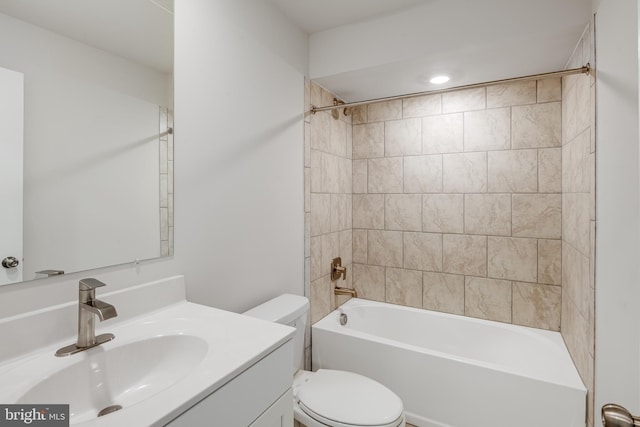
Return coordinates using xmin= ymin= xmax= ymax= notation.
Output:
xmin=312 ymin=298 xmax=586 ymax=427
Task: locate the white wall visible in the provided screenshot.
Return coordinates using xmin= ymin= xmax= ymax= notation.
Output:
xmin=0 ymin=0 xmax=308 ymax=318
xmin=0 ymin=13 xmax=168 ymax=280
xmin=174 ymin=0 xmax=308 ymax=312
xmin=594 ymin=0 xmax=640 ymax=420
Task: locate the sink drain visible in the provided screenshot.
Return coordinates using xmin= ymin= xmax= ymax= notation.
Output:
xmin=97 ymin=405 xmax=123 ymax=417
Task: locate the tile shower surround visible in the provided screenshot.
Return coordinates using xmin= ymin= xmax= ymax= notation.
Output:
xmin=306 ymin=78 xmax=564 ymax=332
xmin=561 ymin=22 xmax=596 ymax=427
xmin=304 ymin=23 xmax=595 ymax=427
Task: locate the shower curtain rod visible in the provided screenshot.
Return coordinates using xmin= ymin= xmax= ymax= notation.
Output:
xmin=310 ymin=64 xmax=590 ymax=114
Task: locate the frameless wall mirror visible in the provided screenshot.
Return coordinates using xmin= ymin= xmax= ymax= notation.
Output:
xmin=0 ymin=0 xmax=174 ymax=287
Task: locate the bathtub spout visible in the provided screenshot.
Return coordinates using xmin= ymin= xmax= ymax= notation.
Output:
xmin=334 ymin=287 xmax=357 ymax=298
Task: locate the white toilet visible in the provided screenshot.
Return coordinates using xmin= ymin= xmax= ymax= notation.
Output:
xmin=244 ymin=294 xmax=406 ymax=427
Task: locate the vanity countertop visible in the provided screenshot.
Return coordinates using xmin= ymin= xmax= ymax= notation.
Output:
xmin=0 ymin=276 xmax=295 ymax=426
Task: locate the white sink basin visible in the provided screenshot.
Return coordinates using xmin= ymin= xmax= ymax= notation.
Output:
xmin=18 ymin=335 xmax=208 ymax=424
xmin=0 ymin=295 xmax=295 ymax=427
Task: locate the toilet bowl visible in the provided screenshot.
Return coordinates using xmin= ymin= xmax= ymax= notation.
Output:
xmin=244 ymin=294 xmax=405 ymax=427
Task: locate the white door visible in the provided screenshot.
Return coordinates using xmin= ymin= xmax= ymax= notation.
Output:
xmin=0 ymin=67 xmax=24 ymax=285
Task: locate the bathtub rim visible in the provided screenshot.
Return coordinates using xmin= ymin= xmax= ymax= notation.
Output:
xmin=313 ymin=298 xmax=586 ymax=393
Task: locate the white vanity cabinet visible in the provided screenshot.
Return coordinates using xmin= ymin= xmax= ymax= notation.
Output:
xmin=165 ymin=340 xmax=294 ymax=427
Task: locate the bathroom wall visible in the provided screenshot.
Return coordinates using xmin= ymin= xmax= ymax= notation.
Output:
xmin=0 ymin=0 xmax=309 ymax=317
xmin=350 ymin=80 xmax=563 ymax=330
xmin=594 ymin=0 xmax=640 ymax=418
xmin=561 ymin=23 xmax=596 ymax=427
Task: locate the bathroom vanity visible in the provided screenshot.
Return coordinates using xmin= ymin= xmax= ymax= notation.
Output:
xmin=0 ymin=276 xmax=295 ymax=426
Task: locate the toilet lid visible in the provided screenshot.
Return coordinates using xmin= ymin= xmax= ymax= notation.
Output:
xmin=295 ymin=369 xmax=404 ymax=427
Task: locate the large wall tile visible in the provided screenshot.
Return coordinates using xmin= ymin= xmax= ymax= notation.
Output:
xmin=465 ymin=276 xmax=512 ymax=323
xmin=563 ymin=242 xmax=591 ymax=317
xmin=385 ymin=194 xmax=422 ymax=231
xmin=487 ymin=81 xmax=536 ymax=108
xmin=464 ymin=108 xmax=511 ymax=151
xmin=537 ymin=78 xmax=562 ymax=103
xmin=386 ymin=268 xmax=423 ymax=308
xmin=512 ymin=102 xmax=562 ymax=149
xmin=368 ymin=157 xmax=403 ymax=193
xmin=321 ymin=232 xmax=340 ymax=278
xmin=331 ymin=194 xmax=351 ymax=232
xmin=353 ymin=122 xmax=384 ymax=159
xmin=310 ymin=149 xmax=321 ymax=193
xmin=563 ymin=193 xmax=590 ymax=256
xmin=403 ymin=232 xmax=443 ymax=271
xmin=562 ymin=129 xmax=591 ymax=193
xmin=330 ymin=117 xmax=348 ymax=157
xmin=464 ymin=194 xmax=512 ymax=236
xmin=310 ymin=193 xmax=331 ymax=236
xmin=351 ymin=105 xmax=367 ymax=125
xmin=488 ymin=149 xmax=538 ymax=192
xmin=310 ymin=236 xmax=323 ymax=281
xmin=340 ymin=229 xmax=353 ymax=266
xmin=487 ymin=236 xmax=538 ymax=283
xmin=423 ymin=272 xmax=465 ymax=315
xmin=304 ymin=122 xmax=311 ymax=166
xmin=442 ymin=87 xmax=485 ymax=113
xmin=403 ymin=94 xmax=441 ymax=118
xmin=353 ymin=194 xmax=384 ymax=229
xmin=538 ymin=239 xmax=562 ymax=285
xmin=368 ymin=230 xmax=403 ymax=268
xmin=353 ymin=263 xmax=386 ymax=302
xmin=539 ymin=148 xmax=562 ymax=193
xmin=443 ymin=152 xmax=487 ymax=193
xmin=404 ymin=155 xmax=443 ymax=193
xmin=353 ymin=159 xmax=367 ymax=193
xmin=575 ymin=74 xmax=591 ymax=136
xmin=512 ymin=282 xmax=561 ymax=330
xmin=310 ymin=274 xmax=331 ymax=324
xmin=310 ymin=111 xmax=331 ymax=153
xmin=368 ymin=100 xmax=402 ymax=122
xmin=512 ymin=194 xmax=561 ymax=238
xmin=385 ymin=118 xmax=422 ymax=156
xmin=353 ymin=229 xmax=367 ymax=264
xmin=304 ymin=168 xmax=310 ymax=212
xmin=422 ymin=194 xmax=464 ymax=234
xmin=422 ymin=113 xmax=463 ymax=154
xmin=443 ymin=234 xmax=487 ymax=276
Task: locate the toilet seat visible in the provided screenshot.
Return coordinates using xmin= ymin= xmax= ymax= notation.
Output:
xmin=294 ymin=369 xmax=404 ymax=427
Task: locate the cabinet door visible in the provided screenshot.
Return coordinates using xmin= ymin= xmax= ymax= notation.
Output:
xmin=249 ymin=389 xmax=293 ymax=427
xmin=165 ymin=342 xmax=292 ymax=427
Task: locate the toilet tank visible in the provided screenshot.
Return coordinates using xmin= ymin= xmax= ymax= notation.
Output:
xmin=243 ymin=294 xmax=309 ymax=374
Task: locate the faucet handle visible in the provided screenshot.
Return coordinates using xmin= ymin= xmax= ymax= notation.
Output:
xmin=79 ymin=278 xmax=107 ymax=291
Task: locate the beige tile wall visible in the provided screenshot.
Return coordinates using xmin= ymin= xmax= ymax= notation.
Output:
xmin=304 ymin=81 xmax=355 ymax=366
xmin=350 ymin=77 xmax=563 ymax=331
xmin=561 ymin=22 xmax=596 ymax=427
xmin=303 ymin=25 xmax=595 ymax=427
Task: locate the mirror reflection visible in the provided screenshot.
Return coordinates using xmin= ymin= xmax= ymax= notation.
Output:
xmin=0 ymin=0 xmax=174 ymax=286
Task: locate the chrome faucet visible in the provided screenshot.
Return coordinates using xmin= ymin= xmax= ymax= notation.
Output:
xmin=55 ymin=278 xmax=118 ymax=357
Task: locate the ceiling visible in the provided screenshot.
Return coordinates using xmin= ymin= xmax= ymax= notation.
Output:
xmin=271 ymin=0 xmax=593 ymax=102
xmin=0 ymin=0 xmax=173 ymax=73
xmin=0 ymin=0 xmax=591 ymax=102
xmin=269 ymin=0 xmax=432 ymax=33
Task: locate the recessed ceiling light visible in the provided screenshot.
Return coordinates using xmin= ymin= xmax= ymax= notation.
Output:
xmin=430 ymin=75 xmax=450 ymax=85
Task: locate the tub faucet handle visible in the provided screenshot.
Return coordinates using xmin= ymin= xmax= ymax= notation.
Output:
xmin=331 ymin=257 xmax=347 ymax=281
